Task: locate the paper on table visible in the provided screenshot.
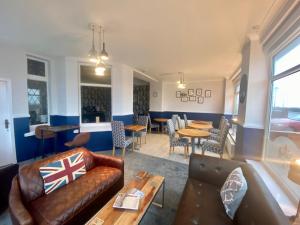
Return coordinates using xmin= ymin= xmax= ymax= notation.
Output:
xmin=113 ymin=194 xmax=140 ymax=210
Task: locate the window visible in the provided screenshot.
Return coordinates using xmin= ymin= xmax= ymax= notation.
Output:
xmin=264 ymin=36 xmax=300 ymax=200
xmin=27 ymin=57 xmax=49 ymax=125
xmin=80 ymin=65 xmax=111 ymax=123
xmin=229 ymin=83 xmax=240 ymax=142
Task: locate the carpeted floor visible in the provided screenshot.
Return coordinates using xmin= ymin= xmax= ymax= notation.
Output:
xmin=0 ymin=151 xmax=188 ymax=225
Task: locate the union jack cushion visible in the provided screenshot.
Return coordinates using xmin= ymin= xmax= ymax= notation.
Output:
xmin=39 ymin=152 xmax=86 ymax=194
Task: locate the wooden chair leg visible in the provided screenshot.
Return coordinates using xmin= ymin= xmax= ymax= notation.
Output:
xmin=173 ymin=147 xmax=175 ymax=152
xmin=122 ymin=147 xmax=126 ymax=158
xmin=169 ymin=146 xmax=172 ymax=154
xmin=112 ymin=146 xmax=115 ymax=156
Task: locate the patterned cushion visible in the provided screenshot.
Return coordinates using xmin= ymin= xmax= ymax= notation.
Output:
xmin=220 ymin=167 xmax=248 ymax=219
xmin=39 ymin=152 xmax=86 ymax=194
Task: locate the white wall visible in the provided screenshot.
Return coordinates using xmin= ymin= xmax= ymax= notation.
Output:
xmin=161 ymin=79 xmax=225 ymax=113
xmin=149 ymin=80 xmax=163 ymax=111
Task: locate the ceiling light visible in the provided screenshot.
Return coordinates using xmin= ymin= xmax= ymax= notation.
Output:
xmin=100 ymin=29 xmax=109 ymax=61
xmin=95 ymin=61 xmax=106 ymax=76
xmin=88 ymin=24 xmax=98 ymax=63
xmin=177 ymin=72 xmax=186 ymax=89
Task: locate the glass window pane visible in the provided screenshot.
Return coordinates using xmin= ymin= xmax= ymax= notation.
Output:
xmin=27 ymin=58 xmax=46 ymax=77
xmin=81 ymin=86 xmax=111 ymax=123
xmin=266 ymin=71 xmax=300 ymax=198
xmin=80 ymin=65 xmax=111 ymax=84
xmin=273 ymin=36 xmax=300 ymax=76
xmin=27 ymin=80 xmax=48 ymax=125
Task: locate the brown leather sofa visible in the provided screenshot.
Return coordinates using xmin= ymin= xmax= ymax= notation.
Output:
xmin=9 ymin=148 xmax=124 ymax=225
xmin=173 ymin=153 xmax=290 ymax=225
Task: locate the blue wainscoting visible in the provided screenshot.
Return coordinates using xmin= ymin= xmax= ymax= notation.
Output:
xmin=112 ymin=114 xmax=134 ymax=125
xmin=149 ymin=111 xmax=232 ymax=128
xmin=235 ymin=124 xmax=264 ymax=161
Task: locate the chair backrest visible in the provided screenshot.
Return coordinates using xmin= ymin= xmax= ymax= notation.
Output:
xmin=166 ymin=119 xmax=176 ymax=139
xmin=69 ymin=132 xmax=90 ymax=147
xmin=176 ymin=116 xmax=184 ymax=129
xmin=219 ymin=116 xmax=226 ymax=129
xmin=183 ymin=114 xmax=188 ymax=127
xmin=220 ymin=121 xmax=230 ymax=149
xmin=35 ymin=125 xmax=55 ymax=139
xmin=147 ymin=113 xmax=152 ymax=127
xmin=111 ymin=121 xmax=126 ymax=148
xmin=137 ymin=115 xmax=148 ymax=129
xmin=171 ymin=114 xmax=178 ymax=129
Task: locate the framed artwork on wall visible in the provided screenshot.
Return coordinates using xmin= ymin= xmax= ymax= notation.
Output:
xmin=196 ymin=88 xmax=202 ymax=96
xmin=205 ymin=90 xmax=212 ymax=98
xmin=198 ymin=96 xmax=204 ymax=104
xmin=176 ymin=91 xmax=181 ymax=98
xmin=181 ymin=97 xmax=188 ymax=102
xmin=189 ymin=96 xmax=196 ymax=101
xmin=188 ymin=89 xmax=194 ymax=96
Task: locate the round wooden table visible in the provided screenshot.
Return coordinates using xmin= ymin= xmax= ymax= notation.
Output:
xmin=153 ymin=118 xmax=169 ymax=132
xmin=177 ymin=128 xmax=210 ymax=153
xmin=188 ymin=123 xmax=213 ymax=130
xmin=192 ymin=120 xmax=212 ymax=125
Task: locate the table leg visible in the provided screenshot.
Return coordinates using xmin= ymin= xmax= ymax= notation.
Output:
xmin=152 ymin=179 xmax=165 ymax=208
xmin=131 ymin=132 xmax=135 ymax=151
xmin=191 ymin=137 xmax=196 ymax=154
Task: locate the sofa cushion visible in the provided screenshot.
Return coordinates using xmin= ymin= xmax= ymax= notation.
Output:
xmin=173 ymin=178 xmax=233 ymax=225
xmin=40 ymin=152 xmax=87 ymax=194
xmin=220 ymin=167 xmax=247 ymax=219
xmin=29 ymin=166 xmax=122 ymax=225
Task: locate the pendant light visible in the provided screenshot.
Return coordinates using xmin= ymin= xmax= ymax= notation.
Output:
xmin=88 ymin=25 xmax=98 ymax=63
xmin=95 ymin=26 xmax=106 ymax=76
xmin=100 ymin=28 xmax=109 ymax=61
xmin=177 ymin=72 xmax=186 ymax=89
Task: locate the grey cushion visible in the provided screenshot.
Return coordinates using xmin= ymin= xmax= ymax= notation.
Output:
xmin=220 ymin=167 xmax=248 ymax=219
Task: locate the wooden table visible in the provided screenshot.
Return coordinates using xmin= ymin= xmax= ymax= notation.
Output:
xmin=125 ymin=125 xmax=147 ymax=150
xmin=192 ymin=120 xmax=212 ymax=125
xmin=177 ymin=128 xmax=211 ymax=153
xmin=86 ymin=171 xmax=165 ymax=225
xmin=153 ymin=118 xmax=169 ymax=132
xmin=39 ymin=125 xmax=79 ymax=157
xmin=188 ymin=123 xmax=213 ymax=130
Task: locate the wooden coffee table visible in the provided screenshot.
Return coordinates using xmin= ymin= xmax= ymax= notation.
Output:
xmin=188 ymin=123 xmax=213 ymax=130
xmin=86 ymin=171 xmax=165 ymax=225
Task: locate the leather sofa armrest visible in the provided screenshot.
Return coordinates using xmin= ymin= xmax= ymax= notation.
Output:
xmin=189 ymin=153 xmax=245 ymax=187
xmin=91 ymin=152 xmax=124 ymax=172
xmin=9 ymin=176 xmax=34 ymax=225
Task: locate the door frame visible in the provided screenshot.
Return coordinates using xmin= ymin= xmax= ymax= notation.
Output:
xmin=0 ymin=78 xmax=17 ymax=164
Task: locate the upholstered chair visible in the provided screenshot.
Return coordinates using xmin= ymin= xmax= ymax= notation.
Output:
xmin=183 ymin=114 xmax=189 ymax=127
xmin=171 ymin=114 xmax=179 ymax=130
xmin=208 ymin=118 xmax=228 ymax=142
xmin=147 ymin=113 xmax=160 ymax=132
xmin=166 ymin=119 xmax=189 ymax=158
xmin=64 ymin=132 xmax=90 ymax=148
xmin=202 ymin=121 xmax=230 ymax=158
xmin=135 ymin=115 xmax=148 ymax=144
xmin=176 ymin=116 xmax=185 ymax=129
xmin=210 ymin=116 xmax=225 ymax=134
xmin=111 ymin=121 xmax=133 ymax=157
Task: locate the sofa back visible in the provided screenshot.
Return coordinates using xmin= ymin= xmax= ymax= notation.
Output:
xmin=18 ymin=148 xmax=95 ymax=202
xmin=234 ymin=164 xmax=290 ymax=225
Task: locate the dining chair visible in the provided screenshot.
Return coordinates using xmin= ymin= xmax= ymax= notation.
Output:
xmin=202 ymin=121 xmax=230 ymax=158
xmin=64 ymin=132 xmax=90 ymax=148
xmin=171 ymin=114 xmax=179 ymax=130
xmin=183 ymin=114 xmax=188 ymax=127
xmin=166 ymin=119 xmax=189 ymax=158
xmin=176 ymin=116 xmax=185 ymax=129
xmin=135 ymin=115 xmax=148 ymax=144
xmin=210 ymin=116 xmax=225 ymax=134
xmin=111 ymin=121 xmax=133 ymax=158
xmin=35 ymin=125 xmax=56 ymax=158
xmin=208 ymin=118 xmax=228 ymax=142
xmin=147 ymin=113 xmax=160 ymax=133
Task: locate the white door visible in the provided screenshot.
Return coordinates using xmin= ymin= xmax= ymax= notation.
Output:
xmin=0 ymin=79 xmax=16 ymax=166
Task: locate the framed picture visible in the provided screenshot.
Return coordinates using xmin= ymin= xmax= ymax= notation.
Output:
xmin=196 ymin=88 xmax=202 ymax=96
xmin=181 ymin=97 xmax=188 ymax=102
xmin=198 ymin=96 xmax=204 ymax=104
xmin=189 ymin=96 xmax=196 ymax=101
xmin=176 ymin=91 xmax=181 ymax=98
xmin=188 ymin=89 xmax=194 ymax=96
xmin=205 ymin=90 xmax=212 ymax=98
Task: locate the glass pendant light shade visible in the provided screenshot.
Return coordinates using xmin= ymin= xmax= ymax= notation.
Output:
xmin=88 ymin=26 xmax=98 ymax=63
xmin=101 ymin=43 xmax=109 ymax=61
xmin=95 ymin=61 xmax=106 ymax=76
xmin=177 ymin=72 xmax=186 ymax=89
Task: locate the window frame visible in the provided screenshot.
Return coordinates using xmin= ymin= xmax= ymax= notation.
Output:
xmin=26 ymin=55 xmax=50 ymax=130
xmin=78 ymin=62 xmax=112 ymax=125
xmin=263 ymin=34 xmax=300 ymax=203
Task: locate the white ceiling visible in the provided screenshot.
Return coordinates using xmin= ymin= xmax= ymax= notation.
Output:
xmin=0 ymin=0 xmax=275 ymax=79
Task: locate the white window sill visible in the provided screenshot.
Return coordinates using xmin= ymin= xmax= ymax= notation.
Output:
xmin=80 ymin=123 xmax=112 ymax=132
xmin=246 ymin=160 xmax=297 ymax=217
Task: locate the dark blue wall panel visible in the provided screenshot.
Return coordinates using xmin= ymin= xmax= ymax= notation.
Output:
xmin=112 ymin=114 xmax=134 ymax=125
